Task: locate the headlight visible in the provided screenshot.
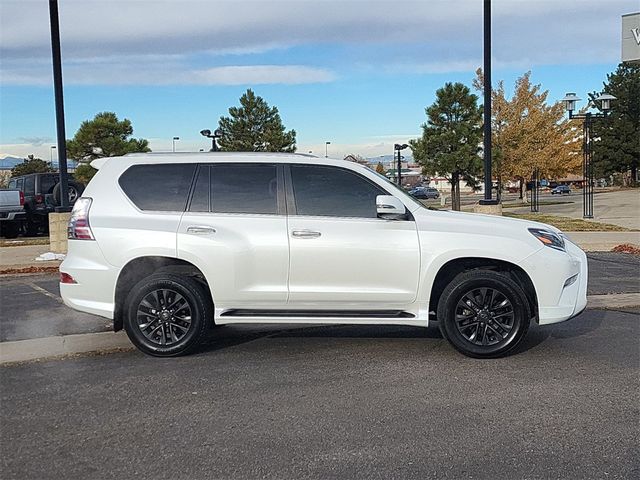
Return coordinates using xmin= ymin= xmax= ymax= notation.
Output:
xmin=528 ymin=228 xmax=565 ymax=251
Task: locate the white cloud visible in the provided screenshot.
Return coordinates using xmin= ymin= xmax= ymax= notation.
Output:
xmin=0 ymin=0 xmax=634 ymax=86
xmin=1 ymin=62 xmax=336 ymax=86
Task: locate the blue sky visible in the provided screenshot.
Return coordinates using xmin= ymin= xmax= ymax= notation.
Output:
xmin=0 ymin=0 xmax=636 ymax=159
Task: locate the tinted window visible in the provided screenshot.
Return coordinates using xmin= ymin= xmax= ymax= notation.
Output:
xmin=16 ymin=179 xmax=23 ymax=192
xmin=119 ymin=164 xmax=196 ymax=211
xmin=24 ymin=176 xmax=35 ymax=196
xmin=290 ymin=165 xmax=385 ymax=218
xmin=8 ymin=179 xmax=16 ymax=189
xmin=40 ymin=175 xmax=57 ymax=194
xmin=189 ymin=166 xmax=210 ymax=212
xmin=210 ymin=164 xmax=278 ymax=214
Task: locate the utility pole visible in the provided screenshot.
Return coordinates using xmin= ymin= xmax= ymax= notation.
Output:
xmin=49 ymin=0 xmax=71 ymax=211
xmin=479 ymin=0 xmax=497 ymax=206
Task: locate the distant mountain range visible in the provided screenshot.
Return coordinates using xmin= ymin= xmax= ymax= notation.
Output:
xmin=366 ymin=153 xmax=414 ymax=166
xmin=0 ymin=156 xmax=24 ymax=170
xmin=0 ymin=155 xmax=78 ymax=171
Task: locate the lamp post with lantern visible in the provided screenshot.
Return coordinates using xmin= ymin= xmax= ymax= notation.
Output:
xmin=394 ymin=143 xmax=409 ymax=187
xmin=560 ymin=92 xmax=616 ymax=219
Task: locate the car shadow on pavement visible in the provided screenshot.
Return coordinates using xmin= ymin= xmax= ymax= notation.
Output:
xmin=193 ymin=311 xmax=605 ymax=357
xmin=195 ymin=324 xmax=443 ymax=354
xmin=510 ymin=310 xmax=604 ymax=356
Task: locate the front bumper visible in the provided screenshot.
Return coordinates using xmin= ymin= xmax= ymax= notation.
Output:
xmin=522 ymin=240 xmax=588 ymax=325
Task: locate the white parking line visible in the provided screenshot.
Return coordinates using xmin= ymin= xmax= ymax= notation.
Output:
xmin=26 ymin=282 xmax=63 ymax=303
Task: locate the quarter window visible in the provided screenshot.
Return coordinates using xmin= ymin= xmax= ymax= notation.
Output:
xmin=40 ymin=175 xmax=57 ymax=194
xmin=119 ymin=164 xmax=196 ymax=211
xmin=24 ymin=176 xmax=36 ymax=196
xmin=290 ymin=165 xmax=386 ymax=218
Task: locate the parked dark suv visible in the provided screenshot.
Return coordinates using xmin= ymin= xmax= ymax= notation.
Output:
xmin=7 ymin=173 xmax=84 ymax=234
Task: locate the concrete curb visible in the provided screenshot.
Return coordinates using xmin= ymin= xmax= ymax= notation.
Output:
xmin=0 ymin=331 xmax=133 ymax=365
xmin=586 ymin=293 xmax=640 ymax=310
xmin=1 ymin=293 xmax=638 ymax=365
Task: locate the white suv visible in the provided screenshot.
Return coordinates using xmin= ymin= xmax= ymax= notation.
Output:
xmin=60 ymin=153 xmax=587 ymax=358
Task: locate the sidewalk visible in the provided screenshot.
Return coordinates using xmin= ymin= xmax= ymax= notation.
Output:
xmin=0 ymin=244 xmax=62 ymax=273
xmin=565 ymin=231 xmax=640 ymax=251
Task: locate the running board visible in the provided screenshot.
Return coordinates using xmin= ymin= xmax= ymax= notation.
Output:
xmin=221 ymin=309 xmax=415 ymax=319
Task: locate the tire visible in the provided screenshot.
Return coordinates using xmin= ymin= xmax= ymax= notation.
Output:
xmin=123 ymin=273 xmax=213 ymax=357
xmin=53 ymin=181 xmax=85 ymax=206
xmin=1 ymin=222 xmax=21 ymax=239
xmin=437 ymin=270 xmax=531 ymax=358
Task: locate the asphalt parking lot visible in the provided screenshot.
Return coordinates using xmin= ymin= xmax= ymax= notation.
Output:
xmin=1 ymin=309 xmax=639 ymax=479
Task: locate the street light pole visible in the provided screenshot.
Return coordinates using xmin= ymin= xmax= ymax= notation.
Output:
xmin=561 ymin=92 xmax=616 ymax=219
xmin=479 ymin=0 xmax=496 ymax=206
xmin=48 ymin=0 xmax=70 ymax=212
xmin=325 ymin=141 xmax=331 ymax=158
xmin=50 ymin=145 xmax=56 ymax=168
xmin=200 ymin=129 xmax=222 ymax=151
xmin=394 ymin=143 xmax=409 ymax=187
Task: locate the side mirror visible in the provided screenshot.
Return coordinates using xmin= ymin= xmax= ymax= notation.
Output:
xmin=376 ymin=195 xmax=406 ymax=219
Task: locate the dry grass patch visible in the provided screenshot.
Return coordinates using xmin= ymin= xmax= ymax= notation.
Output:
xmin=502 ymin=213 xmax=632 ymax=232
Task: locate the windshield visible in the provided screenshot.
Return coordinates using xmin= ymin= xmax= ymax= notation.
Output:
xmin=367 ymin=168 xmax=425 ymax=210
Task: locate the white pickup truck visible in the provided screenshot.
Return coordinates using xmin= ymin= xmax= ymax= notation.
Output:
xmin=0 ymin=189 xmax=26 ymax=238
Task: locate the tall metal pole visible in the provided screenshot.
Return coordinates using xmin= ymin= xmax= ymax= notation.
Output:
xmin=49 ymin=0 xmax=70 ymax=211
xmin=480 ymin=0 xmax=495 ymax=204
xmin=397 ymin=149 xmax=402 ymax=187
xmin=583 ymin=114 xmax=593 ymax=219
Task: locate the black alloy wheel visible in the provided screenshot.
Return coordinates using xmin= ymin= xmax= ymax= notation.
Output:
xmin=437 ymin=270 xmax=531 ymax=358
xmin=136 ymin=289 xmax=193 ymax=346
xmin=454 ymin=287 xmax=515 ymax=347
xmin=124 ymin=273 xmax=212 ymax=357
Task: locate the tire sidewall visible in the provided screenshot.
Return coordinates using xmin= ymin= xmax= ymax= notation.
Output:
xmin=124 ymin=275 xmax=208 ymax=356
xmin=438 ymin=272 xmax=531 ymax=358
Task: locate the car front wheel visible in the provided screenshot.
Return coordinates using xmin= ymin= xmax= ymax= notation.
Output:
xmin=437 ymin=270 xmax=531 ymax=358
xmin=124 ymin=273 xmax=212 ymax=357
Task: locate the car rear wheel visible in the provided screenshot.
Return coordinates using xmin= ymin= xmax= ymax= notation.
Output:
xmin=124 ymin=273 xmax=212 ymax=357
xmin=437 ymin=270 xmax=531 ymax=358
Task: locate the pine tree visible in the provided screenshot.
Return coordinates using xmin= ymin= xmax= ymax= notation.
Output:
xmin=410 ymin=82 xmax=482 ymax=211
xmin=67 ymin=112 xmax=150 ymax=161
xmin=590 ymin=63 xmax=640 ymax=185
xmin=218 ymin=89 xmax=296 ymax=152
xmin=10 ymin=155 xmax=53 ymax=177
xmin=66 ymin=112 xmax=150 ymax=182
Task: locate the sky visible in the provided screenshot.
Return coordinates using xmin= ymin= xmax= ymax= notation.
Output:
xmin=0 ymin=0 xmax=637 ymax=160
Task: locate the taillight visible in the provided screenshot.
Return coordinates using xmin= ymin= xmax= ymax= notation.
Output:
xmin=19 ymin=191 xmax=24 ymax=206
xmin=60 ymin=272 xmax=77 ymax=284
xmin=68 ymin=197 xmax=95 ymax=240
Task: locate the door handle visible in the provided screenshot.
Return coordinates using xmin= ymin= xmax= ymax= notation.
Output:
xmin=291 ymin=230 xmax=321 ymax=239
xmin=186 ymin=225 xmax=216 ymax=235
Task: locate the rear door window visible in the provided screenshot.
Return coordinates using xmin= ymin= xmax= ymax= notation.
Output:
xmin=119 ymin=164 xmax=196 ymax=211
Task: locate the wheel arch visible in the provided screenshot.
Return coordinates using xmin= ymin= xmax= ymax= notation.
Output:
xmin=426 ymin=256 xmax=538 ymax=320
xmin=113 ymin=256 xmax=212 ymax=331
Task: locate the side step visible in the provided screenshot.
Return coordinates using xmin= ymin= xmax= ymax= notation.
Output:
xmin=221 ymin=309 xmax=415 ymax=319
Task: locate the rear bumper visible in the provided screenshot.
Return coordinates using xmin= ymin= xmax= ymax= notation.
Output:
xmin=59 ymin=241 xmax=118 ymax=319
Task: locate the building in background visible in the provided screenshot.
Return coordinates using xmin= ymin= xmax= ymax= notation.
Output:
xmin=622 ymin=12 xmax=640 ymax=64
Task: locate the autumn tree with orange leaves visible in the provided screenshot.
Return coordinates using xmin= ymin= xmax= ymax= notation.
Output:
xmin=474 ymin=70 xmax=580 ymax=200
